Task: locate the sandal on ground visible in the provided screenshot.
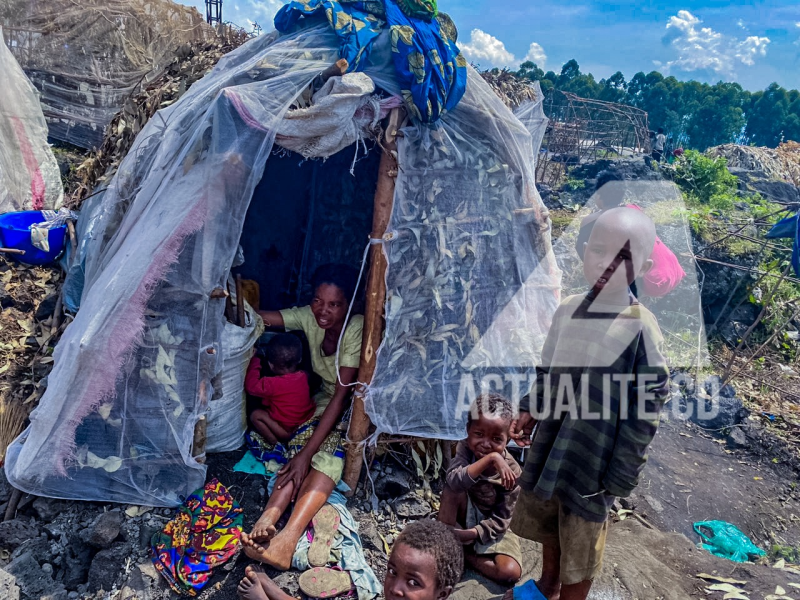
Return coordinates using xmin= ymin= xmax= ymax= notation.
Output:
xmin=308 ymin=504 xmax=340 ymax=567
xmin=298 ymin=567 xmax=352 ymax=598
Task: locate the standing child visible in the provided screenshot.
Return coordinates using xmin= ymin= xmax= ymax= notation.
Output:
xmin=509 ymin=208 xmax=670 ymax=600
xmin=246 ymin=333 xmax=315 ymax=445
xmin=439 ymin=393 xmax=523 ymax=584
xmin=237 ymin=520 xmax=464 ymax=600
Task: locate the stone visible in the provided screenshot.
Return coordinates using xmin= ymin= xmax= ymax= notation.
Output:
xmin=373 ymin=470 xmax=412 ymax=500
xmin=33 ymin=497 xmax=69 ymax=523
xmin=62 ymin=535 xmax=92 ymax=590
xmin=643 ymin=495 xmax=664 ymax=514
xmin=5 ymin=551 xmax=66 ymax=599
xmin=10 ymin=534 xmax=52 ymax=563
xmin=358 ymin=518 xmax=385 ymax=554
xmin=0 ymin=284 xmax=14 ymax=309
xmin=0 ymin=468 xmax=11 ymax=504
xmin=687 ymin=376 xmax=749 ymax=431
xmin=84 ymin=510 xmax=123 ymax=549
xmin=748 ymin=179 xmax=800 ymax=205
xmin=385 ymin=534 xmax=394 ymax=545
xmin=726 ymin=427 xmax=748 ymax=449
xmin=392 ymin=493 xmax=431 ymax=519
xmin=0 ymin=519 xmax=41 ymax=551
xmin=138 ymin=521 xmax=160 ymax=548
xmin=35 ymin=294 xmax=59 ymax=321
xmin=0 ymin=567 xmax=20 ymax=600
xmin=273 ymin=571 xmax=300 ymax=597
xmin=87 ymin=544 xmax=127 ymax=592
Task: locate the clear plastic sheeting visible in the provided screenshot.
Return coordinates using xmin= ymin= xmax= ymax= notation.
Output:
xmin=6 ymin=23 xmax=559 ymax=505
xmin=0 ymin=26 xmax=63 ymax=213
xmin=513 ymin=82 xmax=548 ymax=170
xmin=1 ymin=0 xmax=213 ymax=148
xmin=364 ymin=73 xmax=561 ymax=439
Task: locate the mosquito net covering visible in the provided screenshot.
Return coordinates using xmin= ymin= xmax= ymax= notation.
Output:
xmin=5 ymin=22 xmax=559 ymax=505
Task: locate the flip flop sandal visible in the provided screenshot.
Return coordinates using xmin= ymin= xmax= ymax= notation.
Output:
xmin=308 ymin=504 xmax=340 ymax=567
xmin=512 ymin=579 xmax=547 ymax=600
xmin=299 ymin=567 xmax=353 ymax=598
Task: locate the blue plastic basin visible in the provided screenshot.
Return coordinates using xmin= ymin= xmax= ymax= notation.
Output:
xmin=0 ymin=211 xmax=67 ymax=265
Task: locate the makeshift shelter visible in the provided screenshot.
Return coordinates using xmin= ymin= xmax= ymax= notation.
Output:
xmin=5 ymin=9 xmax=560 ymax=505
xmin=1 ymin=0 xmax=214 ymax=149
xmin=0 ymin=25 xmax=63 ymax=213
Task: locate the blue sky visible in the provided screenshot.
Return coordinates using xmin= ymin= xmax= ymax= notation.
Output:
xmin=177 ymin=0 xmax=800 ymax=91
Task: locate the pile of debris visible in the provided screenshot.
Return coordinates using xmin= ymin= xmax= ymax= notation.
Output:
xmin=479 ymin=69 xmax=538 ymax=110
xmin=0 ymin=258 xmax=63 ymax=463
xmin=2 ymin=0 xmax=216 ymax=149
xmin=68 ymin=30 xmax=252 ymax=207
xmin=709 ymin=142 xmax=800 ymax=186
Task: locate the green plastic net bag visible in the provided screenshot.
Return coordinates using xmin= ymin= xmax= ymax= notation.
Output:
xmin=693 ymin=520 xmax=766 ymax=563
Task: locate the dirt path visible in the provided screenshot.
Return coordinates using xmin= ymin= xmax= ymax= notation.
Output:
xmin=633 ymin=416 xmax=800 ymax=553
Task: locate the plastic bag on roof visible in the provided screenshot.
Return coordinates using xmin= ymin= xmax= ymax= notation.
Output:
xmin=0 ymin=26 xmax=63 ymax=213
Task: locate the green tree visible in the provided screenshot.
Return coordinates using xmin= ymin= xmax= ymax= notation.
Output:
xmin=746 ymin=83 xmax=790 ymax=147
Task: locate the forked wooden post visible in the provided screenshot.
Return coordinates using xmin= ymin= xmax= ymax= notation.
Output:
xmin=342 ymin=108 xmax=404 ymax=494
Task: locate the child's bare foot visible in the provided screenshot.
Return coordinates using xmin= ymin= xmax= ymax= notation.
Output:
xmin=238 ymin=567 xmax=269 ymax=600
xmin=243 ymin=530 xmax=296 ymax=571
xmin=250 ymin=566 xmax=297 ymax=600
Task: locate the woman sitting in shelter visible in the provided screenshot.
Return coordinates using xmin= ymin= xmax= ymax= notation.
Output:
xmin=242 ymin=264 xmax=364 ymax=570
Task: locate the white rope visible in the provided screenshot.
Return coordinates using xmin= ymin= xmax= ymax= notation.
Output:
xmin=335 ymin=236 xmax=386 ymax=389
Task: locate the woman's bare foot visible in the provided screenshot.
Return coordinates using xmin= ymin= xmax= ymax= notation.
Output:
xmin=243 ymin=530 xmax=296 ymax=571
xmin=248 ymin=512 xmax=278 ymax=545
xmin=238 ymin=567 xmax=269 ymax=600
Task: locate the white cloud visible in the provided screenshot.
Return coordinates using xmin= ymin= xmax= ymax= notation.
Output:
xmin=736 ymin=19 xmax=746 ymax=30
xmin=736 ymin=35 xmax=770 ymax=65
xmin=524 ymin=42 xmax=547 ymax=68
xmin=661 ymin=10 xmax=770 ymax=77
xmin=460 ymin=29 xmax=516 ymax=67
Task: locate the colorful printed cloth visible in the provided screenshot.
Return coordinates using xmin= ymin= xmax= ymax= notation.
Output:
xmin=246 ymin=417 xmax=346 ymax=465
xmin=273 ymin=0 xmax=466 ymax=124
xmin=397 ymin=0 xmax=437 ymax=20
xmin=274 ymin=1 xmax=385 ymax=70
xmin=151 ymin=479 xmax=243 ymax=596
xmin=384 ymin=0 xmax=466 ymax=124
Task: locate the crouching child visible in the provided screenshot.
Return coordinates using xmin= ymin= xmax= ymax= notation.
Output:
xmin=439 ymin=393 xmax=523 ymax=584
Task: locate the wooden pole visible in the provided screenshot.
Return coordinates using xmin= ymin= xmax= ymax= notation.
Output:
xmin=342 ymin=108 xmax=404 ymax=495
xmin=3 ymin=488 xmax=22 ymax=522
xmin=235 ymin=274 xmax=246 ymax=327
xmin=192 ymin=376 xmax=210 ymax=463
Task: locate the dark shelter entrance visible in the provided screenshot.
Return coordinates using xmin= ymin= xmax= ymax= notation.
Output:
xmin=235 ymin=143 xmax=380 ymax=311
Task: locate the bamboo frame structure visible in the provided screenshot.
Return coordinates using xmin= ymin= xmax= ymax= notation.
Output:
xmin=537 ymin=91 xmax=651 ymax=186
